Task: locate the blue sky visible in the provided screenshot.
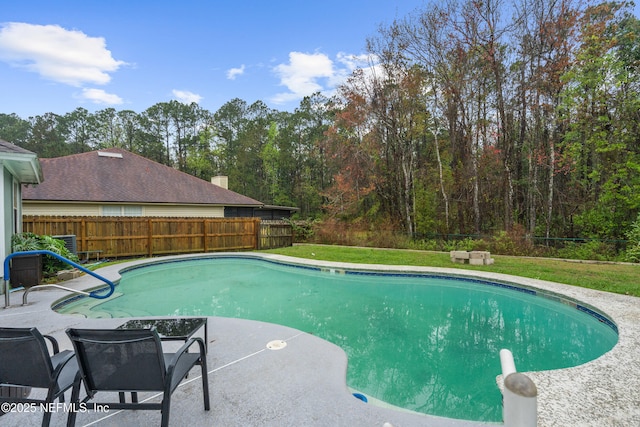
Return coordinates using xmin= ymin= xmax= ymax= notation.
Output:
xmin=0 ymin=0 xmax=424 ymax=118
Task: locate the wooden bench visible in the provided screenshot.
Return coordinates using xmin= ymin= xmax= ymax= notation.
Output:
xmin=450 ymin=250 xmax=494 ymax=265
xmin=77 ymin=250 xmax=103 ymax=262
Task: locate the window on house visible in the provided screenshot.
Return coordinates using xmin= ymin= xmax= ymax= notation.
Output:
xmin=123 ymin=206 xmax=143 ymax=216
xmin=102 ymin=205 xmax=143 ymax=216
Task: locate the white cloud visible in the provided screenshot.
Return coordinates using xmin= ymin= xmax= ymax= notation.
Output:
xmin=226 ymin=64 xmax=245 ymax=80
xmin=271 ymin=52 xmax=333 ymax=104
xmin=0 ymin=22 xmax=125 ymax=86
xmin=336 ymin=52 xmax=371 ymax=68
xmin=271 ymin=51 xmax=377 ymax=105
xmin=78 ymin=88 xmax=123 ymax=105
xmin=334 ymin=52 xmax=374 ymax=78
xmin=172 ymin=89 xmax=202 ymax=104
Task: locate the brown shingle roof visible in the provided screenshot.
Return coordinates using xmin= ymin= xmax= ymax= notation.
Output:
xmin=0 ymin=139 xmax=37 ymax=155
xmin=22 ymin=148 xmax=263 ymax=206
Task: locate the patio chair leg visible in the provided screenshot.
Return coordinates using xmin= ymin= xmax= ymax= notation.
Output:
xmin=41 ymin=403 xmax=53 ymax=427
xmin=160 ymin=394 xmax=171 ymax=427
xmin=42 ymin=388 xmax=57 ymax=427
xmin=67 ymin=381 xmax=81 ymax=427
xmin=200 ymin=357 xmax=210 ymax=410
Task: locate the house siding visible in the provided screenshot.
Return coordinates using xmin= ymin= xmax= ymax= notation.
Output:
xmin=1 ymin=169 xmax=10 ymax=268
xmin=23 ymin=202 xmax=101 ymax=216
xmin=0 ymin=141 xmax=43 ymax=287
xmin=1 ymin=172 xmax=26 ymax=280
xmin=23 ymin=202 xmax=225 ymax=218
xmin=144 ymin=205 xmax=224 ymax=217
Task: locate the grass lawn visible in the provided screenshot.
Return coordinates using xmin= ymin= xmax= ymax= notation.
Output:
xmin=264 ymin=244 xmax=640 ymax=297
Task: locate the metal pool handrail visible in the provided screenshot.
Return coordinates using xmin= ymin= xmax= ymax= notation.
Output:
xmin=3 ymin=250 xmax=115 ymax=308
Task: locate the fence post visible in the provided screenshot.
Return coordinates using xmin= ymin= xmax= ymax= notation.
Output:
xmin=147 ymin=218 xmax=153 ymax=257
xmin=80 ymin=219 xmax=86 ymax=252
xmin=203 ymin=219 xmax=208 ymax=253
xmin=256 ymin=218 xmax=262 ymax=250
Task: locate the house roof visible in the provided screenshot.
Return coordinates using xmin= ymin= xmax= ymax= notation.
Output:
xmin=0 ymin=139 xmax=43 ymax=184
xmin=22 ymin=148 xmax=263 ymax=206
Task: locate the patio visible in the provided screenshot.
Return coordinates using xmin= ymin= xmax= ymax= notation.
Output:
xmin=1 ymin=254 xmax=638 ymax=426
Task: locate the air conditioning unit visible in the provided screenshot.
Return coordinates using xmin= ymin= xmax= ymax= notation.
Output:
xmin=53 ymin=235 xmax=77 ymax=256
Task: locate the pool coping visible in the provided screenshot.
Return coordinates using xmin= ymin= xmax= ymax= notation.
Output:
xmin=2 ymin=252 xmax=639 ymax=426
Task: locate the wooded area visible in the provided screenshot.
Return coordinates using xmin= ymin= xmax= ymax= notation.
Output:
xmin=3 ymin=1 xmax=639 ymax=244
xmin=22 ymin=217 xmax=292 ymax=258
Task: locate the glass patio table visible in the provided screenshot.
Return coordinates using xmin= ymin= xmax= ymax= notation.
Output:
xmin=117 ymin=318 xmax=208 ymax=353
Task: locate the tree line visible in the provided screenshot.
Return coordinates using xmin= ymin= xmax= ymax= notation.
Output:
xmin=1 ymin=0 xmax=639 ymax=243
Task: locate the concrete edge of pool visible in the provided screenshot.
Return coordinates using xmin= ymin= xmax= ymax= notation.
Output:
xmin=1 ymin=252 xmax=639 ymax=427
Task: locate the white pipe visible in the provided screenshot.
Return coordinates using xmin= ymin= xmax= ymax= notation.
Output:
xmin=500 ymin=348 xmax=537 ymax=427
xmin=500 ymin=348 xmax=516 ymax=376
xmin=503 ymin=372 xmax=538 ymax=427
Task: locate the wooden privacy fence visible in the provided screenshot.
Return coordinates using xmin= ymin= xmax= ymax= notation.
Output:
xmin=22 ymin=216 xmax=293 ymax=258
xmin=259 ymin=220 xmax=294 ymax=250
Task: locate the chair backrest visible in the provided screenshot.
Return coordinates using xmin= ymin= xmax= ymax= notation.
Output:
xmin=66 ymin=328 xmax=166 ymax=394
xmin=0 ymin=327 xmax=55 ymax=389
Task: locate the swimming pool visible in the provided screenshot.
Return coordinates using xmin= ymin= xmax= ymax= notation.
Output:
xmin=56 ymin=255 xmax=618 ymax=422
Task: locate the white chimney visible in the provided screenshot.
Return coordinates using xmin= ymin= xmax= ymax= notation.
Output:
xmin=211 ymin=176 xmax=228 ymax=189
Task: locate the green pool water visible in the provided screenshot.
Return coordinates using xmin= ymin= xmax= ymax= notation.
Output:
xmin=57 ymin=256 xmax=618 ymax=422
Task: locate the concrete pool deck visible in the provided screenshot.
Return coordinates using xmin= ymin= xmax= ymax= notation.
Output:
xmin=0 ymin=252 xmax=638 ymax=427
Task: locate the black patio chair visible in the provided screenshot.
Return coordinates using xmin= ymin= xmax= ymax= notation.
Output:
xmin=0 ymin=327 xmax=81 ymax=427
xmin=66 ymin=327 xmax=210 ymax=427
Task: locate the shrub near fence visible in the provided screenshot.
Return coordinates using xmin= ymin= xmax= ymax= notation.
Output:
xmin=22 ymin=216 xmax=293 ymax=258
